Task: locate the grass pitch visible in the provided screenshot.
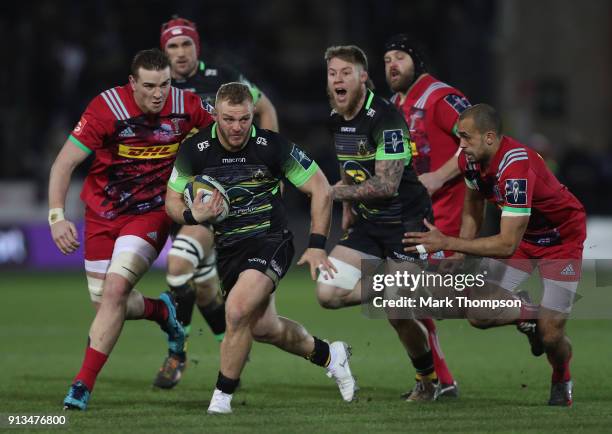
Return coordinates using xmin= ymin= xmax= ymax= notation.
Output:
xmin=1 ymin=270 xmax=611 ymax=433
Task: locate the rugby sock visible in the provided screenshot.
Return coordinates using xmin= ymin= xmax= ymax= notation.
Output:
xmin=174 ymin=288 xmax=196 ymax=329
xmin=549 ymin=352 xmax=572 ymax=383
xmin=142 ymin=297 xmax=169 ymax=325
xmin=421 ymin=318 xmax=455 ymax=384
xmin=410 ymin=350 xmax=437 ymax=379
xmin=518 ymin=302 xmax=539 ymax=322
xmin=197 ymin=297 xmax=226 ymax=342
xmin=74 ymin=345 xmax=108 ymax=391
xmin=306 ymin=336 xmax=331 ymax=367
xmin=216 ymin=371 xmax=240 ymax=395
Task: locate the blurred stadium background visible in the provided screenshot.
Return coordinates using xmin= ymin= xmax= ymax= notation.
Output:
xmin=1 ymin=1 xmax=611 ymax=431
xmin=1 ymin=0 xmax=611 ymax=266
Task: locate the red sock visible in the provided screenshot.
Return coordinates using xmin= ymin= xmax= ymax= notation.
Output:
xmin=421 ymin=318 xmax=455 ymax=385
xmin=518 ymin=302 xmax=539 ymax=322
xmin=74 ymin=346 xmax=109 ymax=391
xmin=142 ymin=297 xmax=169 ymax=324
xmin=548 ymin=352 xmax=572 ymax=383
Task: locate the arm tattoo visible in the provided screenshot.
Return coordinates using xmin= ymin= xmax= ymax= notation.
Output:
xmin=333 ymin=159 xmax=403 ymax=201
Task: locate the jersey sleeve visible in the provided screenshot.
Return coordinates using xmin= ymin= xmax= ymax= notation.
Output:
xmin=372 ymin=106 xmax=412 ymax=163
xmin=497 ymin=151 xmax=534 ymax=217
xmin=434 ymin=94 xmax=471 ymax=136
xmin=67 ymin=95 xmax=113 ymax=154
xmin=277 ymin=137 xmax=319 ymax=188
xmin=185 ymin=91 xmax=214 ymax=128
xmin=168 ymin=134 xmax=201 ymax=193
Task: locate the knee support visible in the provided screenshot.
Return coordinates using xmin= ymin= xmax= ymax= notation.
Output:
xmin=86 ymin=275 xmax=104 ymax=303
xmin=194 ymin=249 xmax=218 ymax=283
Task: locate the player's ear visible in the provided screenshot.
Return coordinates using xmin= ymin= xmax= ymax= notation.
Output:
xmin=128 ymin=75 xmax=137 ymax=91
xmin=360 ymin=69 xmax=368 ymax=84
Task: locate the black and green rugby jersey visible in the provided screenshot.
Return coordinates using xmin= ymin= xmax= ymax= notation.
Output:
xmin=330 ymin=89 xmax=430 ymax=224
xmin=168 ymin=123 xmax=318 ymax=248
xmin=173 ymin=61 xmax=261 ymax=108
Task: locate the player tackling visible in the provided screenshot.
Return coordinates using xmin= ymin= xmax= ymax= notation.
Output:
xmin=403 ymin=104 xmax=586 ymax=406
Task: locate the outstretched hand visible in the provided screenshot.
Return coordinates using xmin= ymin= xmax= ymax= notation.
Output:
xmin=297 ymin=248 xmax=338 ymax=281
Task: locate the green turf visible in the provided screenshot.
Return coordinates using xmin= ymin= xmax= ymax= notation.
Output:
xmin=1 ymin=270 xmax=611 ymax=433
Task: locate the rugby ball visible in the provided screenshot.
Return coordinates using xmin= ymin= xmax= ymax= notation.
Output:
xmin=183 ymin=175 xmax=230 ymax=223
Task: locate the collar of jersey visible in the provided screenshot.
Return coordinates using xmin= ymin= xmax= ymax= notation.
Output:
xmin=365 ymin=89 xmax=374 ymax=110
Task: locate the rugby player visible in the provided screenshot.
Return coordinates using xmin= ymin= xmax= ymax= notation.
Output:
xmin=316 ymin=45 xmax=441 ymax=401
xmin=384 ymin=33 xmax=470 ymax=396
xmin=153 ymin=15 xmax=279 ymax=389
xmin=48 ymin=48 xmax=214 ymax=410
xmin=404 ymin=104 xmax=586 ymax=406
xmin=166 ymin=82 xmax=357 ymax=414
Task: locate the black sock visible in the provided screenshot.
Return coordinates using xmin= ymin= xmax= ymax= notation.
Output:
xmin=216 ymin=371 xmax=240 ymax=394
xmin=410 ymin=350 xmax=435 ymax=377
xmin=306 ymin=337 xmax=330 ymax=367
xmin=170 ymin=283 xmax=196 ymax=331
xmin=197 ymin=296 xmax=226 ymax=339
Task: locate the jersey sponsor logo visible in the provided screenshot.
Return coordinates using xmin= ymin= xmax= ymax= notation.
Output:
xmin=227 ymin=186 xmax=255 ymax=210
xmin=117 ymin=143 xmax=179 ymax=159
xmin=504 ymin=179 xmax=527 ymax=205
xmin=560 ymin=264 xmax=576 ymax=276
xmin=341 ymin=127 xmax=356 ymax=133
xmin=256 ymin=137 xmax=268 ymax=146
xmin=73 ymin=117 xmax=87 ymax=136
xmin=202 ymin=100 xmax=214 ymax=113
xmin=270 ymin=259 xmax=283 ymax=276
xmin=290 ymin=145 xmax=313 ymax=170
xmin=383 ymin=129 xmax=405 ymax=154
xmin=118 ymin=127 xmax=136 ymax=138
xmin=444 ymin=94 xmax=471 ymax=114
xmin=222 ymin=157 xmax=246 ymax=164
xmin=343 ymin=161 xmax=371 ymax=184
xmin=197 ymin=140 xmax=210 ymax=151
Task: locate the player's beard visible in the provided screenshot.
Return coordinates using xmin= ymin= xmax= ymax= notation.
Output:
xmin=218 ymin=124 xmax=249 ymax=151
xmin=388 ymin=69 xmax=415 ymax=94
xmin=328 ymin=85 xmax=365 ymax=117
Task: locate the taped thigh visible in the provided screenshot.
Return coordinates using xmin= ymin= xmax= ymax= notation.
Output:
xmin=482 ymin=258 xmax=531 ymax=292
xmin=107 ymin=235 xmax=157 ymax=285
xmin=541 ymin=279 xmax=578 ymax=314
xmin=317 ymin=257 xmax=362 ymax=290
